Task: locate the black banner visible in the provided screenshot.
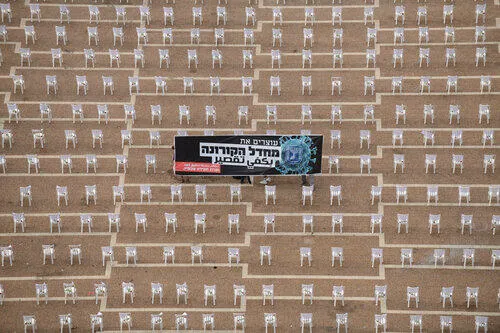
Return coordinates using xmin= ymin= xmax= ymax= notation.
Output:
xmin=174 ymin=135 xmax=323 ymax=176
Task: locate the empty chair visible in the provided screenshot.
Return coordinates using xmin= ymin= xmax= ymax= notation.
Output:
xmin=366 ymin=49 xmax=376 ymax=67
xmin=488 ymin=185 xmax=499 ymax=204
xmin=133 ymin=49 xmax=144 ymax=68
xmin=63 ymin=281 xmax=77 ymax=304
xmin=87 ymin=27 xmax=99 ymax=46
xmin=27 ymin=155 xmax=40 ymax=174
xmin=463 ymin=249 xmax=475 ymax=268
xmin=71 ymin=104 xmax=83 ymax=124
xmin=128 ymin=77 xmax=139 ymax=95
xmin=394 ymin=156 xmax=405 ymax=174
xmin=228 ymin=248 xmax=240 ymax=265
xmin=393 ymin=130 xmax=403 ymax=146
xmin=115 ymin=6 xmax=126 ymax=24
xmin=20 ymin=185 xmax=32 ymax=207
xmin=475 ymin=26 xmax=486 ymax=43
xmin=447 ymin=76 xmax=458 ymax=93
xmin=175 ymin=313 xmax=188 ymax=330
xmin=371 ymin=214 xmax=383 ymax=233
xmin=191 ymin=246 xmax=203 ymax=263
xmin=79 ymin=214 xmax=92 ymax=233
xmin=360 ymin=130 xmax=371 ymax=149
xmin=394 ymin=5 xmax=405 ymax=24
xmin=458 ymin=186 xmax=471 ymax=205
xmin=163 ymin=246 xmax=175 ymax=264
xmin=302 ymin=186 xmax=314 ymax=205
xmin=331 ymin=247 xmax=343 ymax=267
xmin=19 ymin=48 xmax=31 ymax=67
xmin=303 ymin=28 xmax=313 ymax=47
xmin=272 ymin=8 xmax=282 ymax=26
xmin=375 ymin=314 xmax=387 ymax=333
xmin=480 ymin=76 xmax=491 ymax=93
xmin=407 ymin=286 xmax=419 ymax=308
xmin=101 ymin=247 xmax=114 ymax=267
xmin=300 ymin=313 xmax=313 ymax=333
xmin=419 ymin=49 xmax=431 ymax=67
xmin=392 ymin=76 xmax=403 ymax=93
xmin=121 ymin=130 xmax=132 ymax=148
xmin=42 ymin=244 xmax=55 ymax=265
xmin=65 ymin=130 xmax=77 ymax=149
xmin=466 ymin=286 xmax=479 ymax=308
xmin=272 ymin=28 xmax=282 ymax=47
xmin=428 ymin=214 xmax=441 ymax=235
xmin=475 ymin=316 xmax=488 ymax=333
xmin=425 ymin=154 xmax=436 ymax=174
xmin=24 ymin=26 xmax=36 ymax=45
xmin=262 ymin=284 xmax=274 ymax=305
xmin=30 ymin=130 xmax=44 ymax=148
xmin=85 ymin=185 xmax=97 ymax=205
xmin=176 ymin=283 xmax=188 ymax=304
xmin=12 ymin=213 xmax=25 ymax=233
xmin=330 ymin=185 xmax=342 ymax=206
xmin=0 ymin=245 xmax=11 ymax=266
xmin=107 ymin=212 xmax=120 ymax=233
xmin=56 ymin=186 xmax=68 ymax=206
xmin=440 ymin=287 xmax=454 ymax=308
xmin=300 ymin=247 xmax=312 ymax=266
xmin=302 ymin=76 xmax=312 ymax=95
xmin=7 ymin=103 xmax=20 ymax=123
xmin=204 ymin=285 xmax=216 ymax=306
xmin=260 ymin=246 xmax=272 ymax=265
xmin=332 ymin=7 xmax=342 ymax=25
xmin=421 ymin=130 xmax=435 ymax=147
xmin=49 ymin=213 xmax=62 ymax=233
xmin=269 ymin=76 xmax=281 ymax=95
xmin=102 ymin=76 xmax=115 ymax=95
xmin=483 ymin=130 xmax=494 ymax=147
xmin=113 ymin=27 xmax=124 ymax=46
xmin=58 ymin=314 xmax=72 ymax=333
xmin=35 ymin=282 xmax=48 ymax=304
xmin=150 ymin=313 xmax=163 ymax=332
xmin=23 ymin=316 xmax=37 ymax=333
xmin=121 ymin=282 xmax=135 ymax=304
xmin=192 ymin=7 xmax=202 ymax=25
xmin=85 ymin=154 xmax=97 ymax=173
xmin=372 ymin=249 xmax=383 ymax=268
xmin=244 ymin=28 xmax=254 ymax=45
xmin=461 ymin=214 xmax=473 ymax=235
xmin=397 ymin=214 xmax=409 ymax=234
xmin=476 ymin=47 xmax=487 ymax=67
xmin=245 ymin=7 xmax=256 ymax=26
xmin=401 ymin=248 xmax=413 ymax=267
xmin=194 ymin=213 xmax=206 ymax=233
xmin=12 ymin=75 xmax=25 ymax=94
xmin=420 ymin=76 xmax=431 ymax=93
xmin=360 ymin=155 xmax=371 ymax=174
xmin=134 ymin=213 xmax=147 ymax=233
xmin=410 ymin=315 xmax=422 ymax=333
xmin=119 ymin=313 xmax=132 ymax=331
xmin=374 ymin=285 xmax=387 ymax=305
xmin=367 ymin=28 xmax=377 ymax=46
xmin=162 ymin=28 xmax=172 ymax=45
xmin=228 ymin=214 xmax=240 ymax=234
xmin=331 ymin=77 xmax=342 ymax=95
xmin=445 ymin=26 xmax=455 ymax=44
xmin=76 ymin=76 xmax=88 ymax=95
xmin=92 ymin=129 xmax=103 ymax=148
xmin=445 ymin=48 xmax=456 ymax=67
xmin=301 ymin=284 xmax=313 ymax=305
xmin=364 ymin=76 xmax=375 ymax=95
xmin=433 ymin=249 xmax=446 ymax=268
xmin=84 ymin=50 xmax=95 ymax=68
xmin=452 ymin=155 xmax=464 ymax=174
xmin=336 ymin=313 xmax=348 ymax=333
xmin=55 ymin=26 xmax=67 ymax=45
xmin=394 ymin=28 xmax=405 ymax=45
xmin=264 ymin=313 xmax=277 ymax=333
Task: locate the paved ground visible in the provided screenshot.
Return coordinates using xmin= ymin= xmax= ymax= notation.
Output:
xmin=0 ymin=0 xmax=499 ymax=332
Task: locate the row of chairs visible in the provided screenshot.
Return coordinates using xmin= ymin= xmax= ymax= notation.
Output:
xmin=26 ymin=242 xmax=500 ymax=269
xmin=14 ymin=180 xmax=499 ymax=207
xmin=328 ymin=129 xmax=495 ymax=148
xmin=15 ymin=23 xmax=489 ymax=49
xmin=23 ymin=3 xmax=487 ymax=27
xmin=14 ymin=46 xmax=490 ymax=72
xmin=17 ymin=312 xmax=495 ymax=333
xmin=11 ymin=73 xmax=495 ymax=97
xmin=7 ymin=102 xmax=493 ymax=126
xmin=8 ymin=211 xmax=500 ymax=235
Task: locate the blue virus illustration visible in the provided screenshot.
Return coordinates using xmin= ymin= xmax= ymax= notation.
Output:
xmin=275 ymin=136 xmax=317 ymax=175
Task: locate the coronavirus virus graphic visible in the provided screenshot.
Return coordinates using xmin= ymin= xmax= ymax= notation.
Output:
xmin=276 ymin=136 xmax=317 ymax=175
